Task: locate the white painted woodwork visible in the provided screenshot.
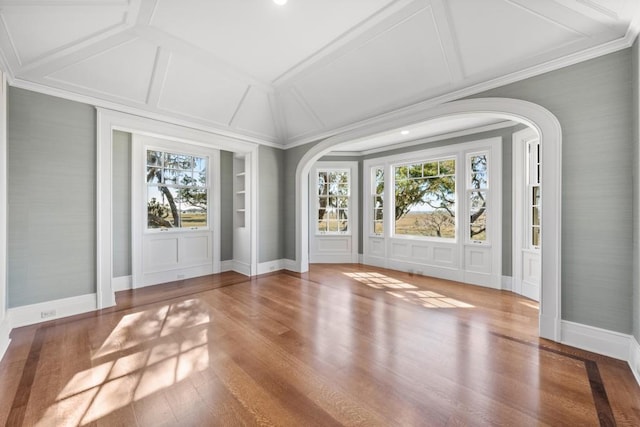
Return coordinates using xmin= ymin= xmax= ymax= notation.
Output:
xmin=513 ymin=127 xmax=541 ymax=301
xmin=296 ymin=98 xmax=563 ymax=341
xmin=0 ymin=0 xmax=636 ymax=146
xmin=0 ymin=69 xmax=8 ymax=355
xmin=309 ymin=161 xmax=359 ymax=264
xmin=362 ymin=137 xmax=502 ymax=289
xmin=233 ymin=154 xmax=252 ymax=273
xmin=132 ymin=134 xmax=220 ymax=288
xmin=46 ymin=38 xmax=158 ymax=104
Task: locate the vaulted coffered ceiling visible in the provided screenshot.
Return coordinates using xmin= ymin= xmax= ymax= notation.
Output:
xmin=0 ymin=0 xmax=638 ymax=148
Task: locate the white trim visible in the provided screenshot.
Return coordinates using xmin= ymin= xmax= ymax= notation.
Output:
xmin=220 ymin=260 xmax=234 ymax=272
xmin=325 ymin=121 xmax=517 ymax=157
xmin=283 ymin=36 xmax=634 ymax=149
xmin=131 ymin=135 xmax=220 ymax=288
xmin=309 ymin=161 xmax=359 ymax=265
xmin=257 ymin=259 xmax=285 ymax=275
xmin=233 ymin=261 xmax=251 ymax=276
xmin=283 ymin=259 xmax=299 ymax=272
xmin=10 ymin=79 xmax=283 ymax=148
xmin=296 ymin=98 xmax=562 ymax=342
xmin=0 ymin=316 xmax=10 ymax=362
xmin=502 ymin=275 xmax=513 ymax=292
xmin=97 ymin=108 xmax=260 ymax=310
xmin=629 ymin=337 xmax=640 ymax=386
xmin=7 ymin=294 xmax=97 ymax=329
xmin=0 ymin=69 xmax=7 ymax=360
xmin=561 ymin=320 xmax=631 ymax=361
xmin=112 ymin=275 xmax=132 ymax=292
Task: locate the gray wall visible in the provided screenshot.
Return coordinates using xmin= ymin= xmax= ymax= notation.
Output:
xmin=112 ymin=130 xmax=131 ymax=277
xmin=284 ymin=49 xmax=634 ymax=334
xmin=259 ymin=145 xmax=285 ymax=262
xmin=284 ymin=142 xmax=320 ymax=260
xmin=363 ymin=125 xmax=520 ymax=277
xmin=633 ymin=38 xmax=640 ymax=342
xmin=7 ymin=87 xmax=96 ymax=307
xmin=469 ymin=49 xmax=633 ymax=334
xmin=220 ymin=150 xmax=233 ymax=261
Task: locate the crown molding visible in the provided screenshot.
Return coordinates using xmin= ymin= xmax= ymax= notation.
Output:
xmin=322 ymin=121 xmax=517 ymax=157
xmin=283 ymin=32 xmax=634 ymax=149
xmin=10 ymin=77 xmax=285 ymax=149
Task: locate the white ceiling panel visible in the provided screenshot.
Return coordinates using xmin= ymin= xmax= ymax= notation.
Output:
xmin=295 ymin=6 xmax=453 ymax=128
xmin=158 ymin=52 xmax=250 ymax=126
xmin=0 ymin=0 xmax=637 ymax=146
xmin=150 ymin=0 xmax=396 ymax=83
xmin=231 ymin=86 xmax=278 ymax=140
xmin=279 ymin=90 xmax=321 ymax=140
xmin=447 ymin=0 xmax=589 ymax=76
xmin=46 ymin=38 xmax=157 ymax=103
xmin=1 ymin=9 xmax=126 ymax=66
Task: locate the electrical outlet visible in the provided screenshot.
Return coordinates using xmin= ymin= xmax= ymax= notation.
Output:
xmin=41 ymin=309 xmax=56 ymax=319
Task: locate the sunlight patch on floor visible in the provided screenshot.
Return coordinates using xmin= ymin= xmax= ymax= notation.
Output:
xmin=345 ymin=272 xmax=474 ymax=309
xmin=41 ymin=299 xmax=212 ymax=425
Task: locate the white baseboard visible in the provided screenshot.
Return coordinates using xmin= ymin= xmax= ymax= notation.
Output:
xmin=501 ymin=275 xmax=513 ymax=292
xmin=257 ymin=259 xmax=285 ymax=275
xmin=112 ymin=275 xmax=132 ymax=292
xmin=283 ymin=259 xmax=298 ymax=272
xmin=220 ymin=260 xmax=234 ymax=272
xmin=309 ymin=253 xmax=360 ymax=264
xmin=629 ymin=337 xmax=640 ymax=386
xmin=561 ymin=320 xmax=631 ymax=361
xmin=233 ymin=261 xmax=251 ymax=276
xmin=0 ymin=315 xmax=11 ymax=362
xmin=8 ymin=293 xmax=97 ymax=329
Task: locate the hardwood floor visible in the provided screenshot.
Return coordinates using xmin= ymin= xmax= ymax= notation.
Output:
xmin=1 ymin=264 xmax=639 ymax=426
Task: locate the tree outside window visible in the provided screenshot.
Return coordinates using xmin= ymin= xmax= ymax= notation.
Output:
xmin=393 ymin=159 xmax=456 ymax=238
xmin=146 ymin=150 xmax=208 ymax=229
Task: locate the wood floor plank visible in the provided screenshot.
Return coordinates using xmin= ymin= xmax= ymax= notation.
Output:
xmin=2 ymin=265 xmax=639 ymax=426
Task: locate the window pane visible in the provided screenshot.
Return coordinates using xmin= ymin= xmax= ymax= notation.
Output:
xmin=179 ymin=188 xmax=207 ymax=227
xmin=532 ymin=226 xmax=540 ymax=246
xmin=146 ymin=166 xmax=162 ymax=183
xmin=165 ymin=153 xmax=192 ymax=169
xmin=532 ymin=206 xmax=540 ymax=226
xmin=470 ymin=155 xmax=488 ymax=189
xmin=395 ymin=166 xmax=408 ymax=181
xmin=394 ymin=161 xmax=456 ymax=238
xmin=439 ymin=159 xmax=455 ymax=175
xmin=532 ymin=186 xmax=540 ymax=206
xmin=163 ymin=169 xmax=191 ymax=185
xmin=374 ymin=221 xmax=383 ymax=234
xmin=470 ymin=191 xmax=487 ymax=241
xmin=424 ymin=162 xmax=438 ymax=177
xmin=147 ymin=150 xmax=162 ymax=166
xmin=409 ymin=164 xmax=422 ymax=178
xmin=318 ymin=172 xmax=328 ymax=195
xmin=148 ymin=186 xmax=180 ymax=228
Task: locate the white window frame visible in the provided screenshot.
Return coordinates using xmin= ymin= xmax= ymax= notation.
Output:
xmin=314 ymin=167 xmax=352 ymax=235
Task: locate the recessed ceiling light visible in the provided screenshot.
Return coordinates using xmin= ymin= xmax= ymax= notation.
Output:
xmin=273 ymin=0 xmax=287 ymax=5
xmin=401 ymin=130 xmax=410 ymax=136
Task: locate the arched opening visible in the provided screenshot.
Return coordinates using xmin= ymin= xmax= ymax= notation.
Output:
xmin=294 ymin=98 xmax=562 ymax=341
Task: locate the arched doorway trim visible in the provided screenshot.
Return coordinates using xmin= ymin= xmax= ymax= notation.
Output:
xmin=294 ymin=97 xmax=562 ymax=341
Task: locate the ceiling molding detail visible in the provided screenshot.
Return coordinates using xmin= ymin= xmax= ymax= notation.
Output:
xmin=0 ymin=0 xmax=637 ymax=148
